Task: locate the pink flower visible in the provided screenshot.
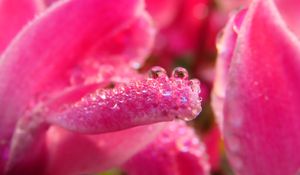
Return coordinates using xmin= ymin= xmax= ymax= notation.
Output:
xmin=212 ymin=0 xmax=300 ymax=174
xmin=0 ymin=0 xmax=207 ymax=174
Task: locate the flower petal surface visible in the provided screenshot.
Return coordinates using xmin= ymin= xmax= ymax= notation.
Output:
xmin=123 ymin=121 xmax=210 ymax=175
xmin=0 ymin=0 xmax=44 ymax=53
xmin=0 ymin=0 xmax=147 ymax=172
xmin=223 ymin=0 xmax=300 ymax=174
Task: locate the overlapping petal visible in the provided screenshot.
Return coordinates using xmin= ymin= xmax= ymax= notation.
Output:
xmin=0 ymin=0 xmax=155 ymax=173
xmin=44 ymin=123 xmax=165 ymax=175
xmin=211 ymin=9 xmax=245 ymax=132
xmin=0 ymin=0 xmax=144 ymax=140
xmin=214 ymin=0 xmax=300 ymax=174
xmin=122 ymin=121 xmax=210 ymax=175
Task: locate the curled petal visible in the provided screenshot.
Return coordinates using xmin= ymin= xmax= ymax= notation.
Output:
xmin=0 ymin=0 xmax=147 ymax=171
xmin=223 ymin=0 xmax=300 ymax=174
xmin=89 ymin=12 xmax=155 ymax=69
xmin=122 ymin=121 xmax=210 ymax=175
xmin=47 ymin=68 xmax=202 ymax=134
xmin=211 ymin=9 xmax=245 ymax=132
xmin=0 ymin=0 xmax=44 ymax=53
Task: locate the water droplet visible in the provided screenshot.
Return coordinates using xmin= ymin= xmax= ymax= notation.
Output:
xmin=69 ymin=66 xmax=85 ymax=85
xmin=148 ymin=66 xmax=167 ymax=79
xmin=180 ymin=97 xmax=188 ymax=103
xmin=182 ymin=115 xmax=194 ymax=121
xmin=98 ymin=101 xmax=104 ymax=106
xmin=172 ymin=67 xmax=189 ymax=80
xmin=161 ymin=90 xmax=172 ymax=97
xmin=90 ymin=95 xmax=97 ymax=101
xmin=130 ymin=61 xmax=141 ymax=69
xmin=99 ymin=93 xmax=106 ymax=100
xmin=192 ymin=107 xmax=202 ymax=116
xmin=111 ymin=104 xmax=120 ymax=110
xmin=189 ymin=79 xmax=201 ymax=93
xmin=177 ymin=140 xmax=189 ymax=152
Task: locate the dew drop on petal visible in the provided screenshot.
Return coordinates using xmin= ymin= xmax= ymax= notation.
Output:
xmin=99 ymin=93 xmax=106 ymax=100
xmin=189 ymin=79 xmax=201 ymax=94
xmin=171 ymin=67 xmax=189 ymax=80
xmin=148 ymin=66 xmax=167 ymax=79
xmin=179 ymin=114 xmax=196 ymax=122
xmin=69 ymin=66 xmax=85 ymax=85
xmin=111 ymin=103 xmax=120 ymax=110
xmin=160 ymin=89 xmax=172 ymax=97
xmin=192 ymin=107 xmax=202 ymax=117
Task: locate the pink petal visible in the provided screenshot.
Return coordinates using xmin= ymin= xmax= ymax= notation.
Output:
xmin=7 ymin=66 xmax=202 ymax=173
xmin=44 ymin=123 xmax=165 ymax=175
xmin=0 ymin=0 xmax=148 ymax=171
xmin=47 ymin=67 xmax=202 ymax=134
xmin=0 ymin=0 xmax=44 ymax=53
xmin=211 ymin=9 xmax=245 ymax=132
xmin=90 ymin=12 xmax=155 ymax=69
xmin=122 ymin=121 xmax=210 ymax=175
xmin=223 ymin=0 xmax=300 ymax=174
xmin=6 ymin=72 xmax=138 ymax=174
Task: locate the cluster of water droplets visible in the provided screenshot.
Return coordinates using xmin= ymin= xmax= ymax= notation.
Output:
xmin=148 ymin=66 xmax=202 ymax=120
xmin=51 ymin=66 xmax=202 ymax=133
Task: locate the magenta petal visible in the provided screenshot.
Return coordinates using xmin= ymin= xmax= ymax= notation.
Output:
xmin=44 ymin=123 xmax=165 ymax=175
xmin=223 ymin=0 xmax=300 ymax=174
xmin=212 ymin=9 xmax=246 ymax=132
xmin=47 ymin=70 xmax=202 ymax=134
xmin=211 ymin=12 xmax=238 ymax=132
xmin=122 ymin=121 xmax=210 ymax=175
xmin=91 ymin=12 xmax=155 ymax=69
xmin=0 ymin=0 xmax=145 ymax=170
xmin=0 ymin=0 xmax=44 ymax=53
xmin=0 ymin=0 xmax=144 ymax=136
